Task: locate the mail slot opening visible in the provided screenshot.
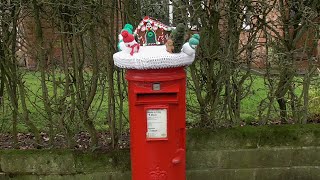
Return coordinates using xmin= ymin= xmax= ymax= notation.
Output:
xmin=136 ymin=92 xmax=178 ymax=102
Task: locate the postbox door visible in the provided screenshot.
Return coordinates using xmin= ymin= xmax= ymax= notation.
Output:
xmin=135 ymin=104 xmax=185 ymax=180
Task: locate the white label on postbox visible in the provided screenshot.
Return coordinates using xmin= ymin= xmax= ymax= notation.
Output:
xmin=146 ymin=109 xmax=167 ymax=139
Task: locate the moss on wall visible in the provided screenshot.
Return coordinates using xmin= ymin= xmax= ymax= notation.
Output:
xmin=0 ymin=124 xmax=319 ymax=179
xmin=0 ymin=149 xmax=131 ymax=176
xmin=187 ymin=124 xmax=320 ymax=150
xmin=73 ymin=149 xmax=131 ymax=172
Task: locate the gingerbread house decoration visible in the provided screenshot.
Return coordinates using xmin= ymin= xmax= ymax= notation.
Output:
xmin=134 ymin=16 xmax=172 ymax=46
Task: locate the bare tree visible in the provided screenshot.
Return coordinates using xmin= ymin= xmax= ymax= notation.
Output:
xmin=258 ymin=0 xmax=319 ymax=122
xmin=0 ymin=0 xmax=41 ymax=147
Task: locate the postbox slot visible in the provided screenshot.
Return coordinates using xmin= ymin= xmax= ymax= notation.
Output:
xmin=136 ymin=92 xmax=178 ymax=103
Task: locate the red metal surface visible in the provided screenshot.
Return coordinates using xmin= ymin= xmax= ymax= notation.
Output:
xmin=126 ymin=67 xmax=186 ymax=180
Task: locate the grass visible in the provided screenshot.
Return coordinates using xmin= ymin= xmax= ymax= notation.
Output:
xmin=240 ymin=75 xmax=308 ymax=122
xmin=240 ymin=75 xmax=268 ymax=122
xmin=1 ymin=69 xmax=318 ymax=133
xmin=2 ymin=69 xmax=126 ymax=133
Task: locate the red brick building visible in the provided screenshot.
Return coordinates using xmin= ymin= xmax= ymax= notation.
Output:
xmin=18 ymin=2 xmax=319 ymax=71
xmin=18 ymin=7 xmax=62 ymax=69
xmin=239 ymin=2 xmax=320 ymax=70
xmin=18 ymin=3 xmax=123 ymax=69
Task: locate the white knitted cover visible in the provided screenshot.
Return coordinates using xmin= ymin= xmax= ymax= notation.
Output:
xmin=113 ymin=45 xmax=195 ymax=69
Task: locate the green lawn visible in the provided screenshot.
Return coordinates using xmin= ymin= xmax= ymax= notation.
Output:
xmin=240 ymin=75 xmax=269 ymax=122
xmin=2 ymin=70 xmax=123 ymax=132
xmin=1 ymin=69 xmax=318 ymax=133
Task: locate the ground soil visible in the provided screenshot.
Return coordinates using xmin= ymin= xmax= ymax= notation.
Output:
xmin=0 ymin=115 xmax=318 ymax=151
xmin=0 ymin=131 xmax=130 ymax=151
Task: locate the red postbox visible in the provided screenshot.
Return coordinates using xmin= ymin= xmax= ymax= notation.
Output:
xmin=126 ymin=67 xmax=186 ymax=180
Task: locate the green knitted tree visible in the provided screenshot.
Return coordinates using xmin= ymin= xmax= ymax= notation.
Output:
xmin=172 ymin=23 xmax=186 ymax=53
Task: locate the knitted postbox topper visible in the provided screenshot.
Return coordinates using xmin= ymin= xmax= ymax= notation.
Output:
xmin=113 ymin=17 xmax=200 ymax=70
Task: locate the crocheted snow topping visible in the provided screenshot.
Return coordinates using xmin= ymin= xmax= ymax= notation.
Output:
xmin=113 ymin=45 xmax=195 ymax=69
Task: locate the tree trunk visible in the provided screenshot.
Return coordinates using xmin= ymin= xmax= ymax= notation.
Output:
xmin=32 ymin=0 xmax=54 ymax=145
xmin=58 ymin=16 xmax=75 ymax=148
xmin=0 ymin=63 xmax=4 ymax=107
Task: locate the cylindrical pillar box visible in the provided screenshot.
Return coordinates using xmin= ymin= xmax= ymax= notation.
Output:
xmin=126 ymin=67 xmax=186 ymax=180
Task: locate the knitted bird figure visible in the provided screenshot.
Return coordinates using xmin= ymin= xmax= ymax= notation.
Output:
xmin=121 ymin=31 xmax=140 ymax=56
xmin=182 ymin=34 xmax=200 ymax=56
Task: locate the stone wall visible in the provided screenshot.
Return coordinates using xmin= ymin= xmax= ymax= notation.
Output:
xmin=0 ymin=124 xmax=319 ymax=180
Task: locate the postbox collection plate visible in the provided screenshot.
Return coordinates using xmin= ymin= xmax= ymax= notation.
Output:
xmin=146 ymin=108 xmax=167 ymax=140
xmin=152 ymin=83 xmax=161 ymax=91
